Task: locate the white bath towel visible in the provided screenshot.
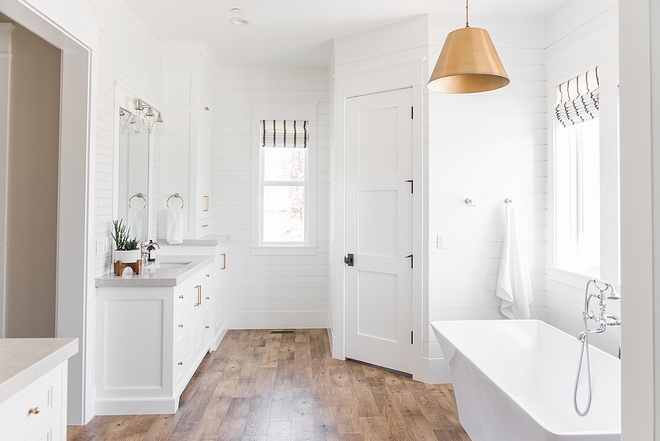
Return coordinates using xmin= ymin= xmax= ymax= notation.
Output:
xmin=496 ymin=203 xmax=533 ymax=319
xmin=127 ymin=207 xmax=144 ymax=241
xmin=167 ymin=206 xmax=183 ymax=244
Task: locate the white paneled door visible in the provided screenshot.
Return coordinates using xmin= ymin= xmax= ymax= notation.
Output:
xmin=345 ymin=88 xmax=413 ymax=374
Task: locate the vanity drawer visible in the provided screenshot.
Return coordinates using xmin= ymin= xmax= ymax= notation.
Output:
xmin=0 ymin=364 xmax=64 ymax=440
xmin=23 ymin=411 xmax=64 ymax=441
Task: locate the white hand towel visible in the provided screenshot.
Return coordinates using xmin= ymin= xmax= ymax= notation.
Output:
xmin=167 ymin=206 xmax=183 ymax=244
xmin=127 ymin=207 xmax=144 ymax=241
xmin=496 ymin=203 xmax=533 ymax=319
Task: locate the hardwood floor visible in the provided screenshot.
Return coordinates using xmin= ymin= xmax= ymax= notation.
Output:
xmin=68 ymin=329 xmax=470 ymax=441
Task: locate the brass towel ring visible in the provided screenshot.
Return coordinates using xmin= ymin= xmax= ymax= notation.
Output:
xmin=128 ymin=193 xmax=147 ymax=209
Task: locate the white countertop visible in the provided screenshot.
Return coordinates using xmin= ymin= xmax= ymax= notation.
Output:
xmin=95 ymin=255 xmax=213 ymax=287
xmin=0 ymin=338 xmax=78 ymax=404
xmin=157 ymin=234 xmax=229 ymax=247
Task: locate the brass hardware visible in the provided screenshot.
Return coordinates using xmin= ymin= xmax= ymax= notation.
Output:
xmin=204 ymin=195 xmax=210 ymax=212
xmin=205 ymin=106 xmax=210 ymax=111
xmin=206 ymin=297 xmax=210 ymax=300
xmin=201 ymin=224 xmax=209 ymax=228
xmin=179 ymin=295 xmax=184 ymax=299
xmin=222 ymin=253 xmax=227 ymax=270
xmin=194 ymin=285 xmax=202 ymax=306
xmin=206 ymin=274 xmax=210 ymax=278
xmin=178 ymin=361 xmax=183 ymax=365
xmin=28 ymin=407 xmax=40 ymax=415
xmin=205 ymin=326 xmax=210 ymax=329
xmin=179 ymin=324 xmax=184 ymax=328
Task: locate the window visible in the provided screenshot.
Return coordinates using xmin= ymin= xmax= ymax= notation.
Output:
xmin=553 ymin=67 xmax=607 ymax=276
xmin=250 ymin=102 xmax=317 ymax=255
xmin=260 ymin=120 xmax=308 ymax=244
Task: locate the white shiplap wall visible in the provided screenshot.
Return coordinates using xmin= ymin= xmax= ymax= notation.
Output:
xmin=544 ymin=0 xmax=620 ymax=356
xmin=425 ymin=15 xmax=548 ymax=381
xmin=76 ymin=0 xmax=162 ymax=414
xmin=212 ymin=66 xmax=330 ymax=329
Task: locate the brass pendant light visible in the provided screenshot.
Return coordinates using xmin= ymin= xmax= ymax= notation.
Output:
xmin=427 ymin=0 xmax=509 ymax=94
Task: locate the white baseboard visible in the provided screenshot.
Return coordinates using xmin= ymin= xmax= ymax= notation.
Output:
xmin=227 ymin=310 xmax=328 ymax=329
xmin=423 ymin=357 xmax=453 ymax=384
xmin=211 ymin=316 xmax=230 ymax=351
xmin=95 ymin=397 xmax=179 ymax=415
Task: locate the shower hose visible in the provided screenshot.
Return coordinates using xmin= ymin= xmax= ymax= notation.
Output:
xmin=573 ymin=333 xmax=592 ymax=416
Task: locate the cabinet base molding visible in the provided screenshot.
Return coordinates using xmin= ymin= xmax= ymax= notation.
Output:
xmin=95 ymin=397 xmax=179 ymax=415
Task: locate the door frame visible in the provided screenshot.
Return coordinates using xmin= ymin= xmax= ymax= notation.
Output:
xmin=0 ymin=0 xmax=99 ymax=425
xmin=333 ymin=61 xmax=424 ymax=380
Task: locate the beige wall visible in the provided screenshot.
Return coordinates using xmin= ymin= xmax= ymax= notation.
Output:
xmin=3 ymin=17 xmax=60 ymax=338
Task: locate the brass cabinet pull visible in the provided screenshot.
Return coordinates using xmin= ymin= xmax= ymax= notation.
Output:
xmin=205 ymin=326 xmax=210 ymax=329
xmin=206 ymin=274 xmax=210 ymax=278
xmin=201 ymin=224 xmax=209 ymax=228
xmin=204 ymin=196 xmax=210 ymax=212
xmin=179 ymin=324 xmax=184 ymax=328
xmin=194 ymin=284 xmax=202 ymax=306
xmin=28 ymin=407 xmax=40 ymax=415
xmin=206 ymin=297 xmax=210 ymax=300
xmin=178 ymin=361 xmax=183 ymax=366
xmin=179 ymin=295 xmax=184 ymax=299
xmin=205 ymin=106 xmax=210 ymax=111
xmin=221 ymin=253 xmax=227 ymax=270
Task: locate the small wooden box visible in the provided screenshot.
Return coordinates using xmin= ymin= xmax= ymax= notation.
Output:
xmin=114 ymin=260 xmax=142 ymax=276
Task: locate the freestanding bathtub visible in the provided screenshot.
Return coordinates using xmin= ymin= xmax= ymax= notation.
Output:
xmin=431 ymin=319 xmax=620 ymax=441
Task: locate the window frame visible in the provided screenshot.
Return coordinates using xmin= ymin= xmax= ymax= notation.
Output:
xmin=547 ymin=60 xmax=620 ymax=287
xmin=250 ymin=101 xmax=318 ymax=255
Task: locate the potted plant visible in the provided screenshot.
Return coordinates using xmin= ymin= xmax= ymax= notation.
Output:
xmin=111 ymin=219 xmax=141 ymax=263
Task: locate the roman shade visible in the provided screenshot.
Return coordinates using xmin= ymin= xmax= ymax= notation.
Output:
xmin=555 ymin=67 xmax=599 ymax=127
xmin=261 ymin=120 xmax=308 ymax=148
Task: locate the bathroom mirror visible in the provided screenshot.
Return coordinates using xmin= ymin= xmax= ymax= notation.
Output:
xmin=117 ymin=115 xmax=149 ymax=242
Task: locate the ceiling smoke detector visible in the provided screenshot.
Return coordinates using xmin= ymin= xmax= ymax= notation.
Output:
xmin=229 ymin=17 xmax=250 ymax=26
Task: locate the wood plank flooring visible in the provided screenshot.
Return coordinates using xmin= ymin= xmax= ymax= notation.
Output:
xmin=68 ymin=329 xmax=470 ymax=441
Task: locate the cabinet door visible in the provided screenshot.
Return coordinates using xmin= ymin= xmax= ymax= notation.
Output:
xmin=202 ymin=270 xmax=212 ymax=347
xmin=197 ymin=78 xmax=212 ymax=223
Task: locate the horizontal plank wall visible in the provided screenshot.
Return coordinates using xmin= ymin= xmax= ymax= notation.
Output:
xmin=77 ymin=0 xmax=162 ymax=419
xmin=543 ymin=0 xmax=620 ymax=356
xmin=425 ymin=14 xmax=548 ymax=382
xmin=212 ymin=66 xmax=330 ymax=329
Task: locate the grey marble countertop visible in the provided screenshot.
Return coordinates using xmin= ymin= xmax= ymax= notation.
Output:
xmin=157 ymin=234 xmax=230 ymax=247
xmin=0 ymin=338 xmax=78 ymax=404
xmin=95 ymin=255 xmax=213 ymax=288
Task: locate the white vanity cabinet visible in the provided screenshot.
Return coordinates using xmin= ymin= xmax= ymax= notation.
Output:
xmin=158 ymin=236 xmax=229 ymax=351
xmin=0 ymin=339 xmax=77 ymax=441
xmin=95 ymin=257 xmax=214 ymax=415
xmin=160 ymin=52 xmax=213 ymax=240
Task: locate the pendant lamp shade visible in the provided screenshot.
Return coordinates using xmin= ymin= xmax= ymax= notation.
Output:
xmin=427 ymin=27 xmax=510 ymax=94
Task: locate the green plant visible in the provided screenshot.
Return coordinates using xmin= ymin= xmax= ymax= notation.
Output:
xmin=111 ymin=219 xmax=139 ymax=251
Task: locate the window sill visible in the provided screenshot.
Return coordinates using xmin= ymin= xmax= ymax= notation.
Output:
xmin=250 ymin=245 xmax=317 ymax=256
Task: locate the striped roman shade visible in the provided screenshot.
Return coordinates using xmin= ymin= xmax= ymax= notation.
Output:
xmin=261 ymin=120 xmax=309 ymax=148
xmin=555 ymin=67 xmax=600 ymax=128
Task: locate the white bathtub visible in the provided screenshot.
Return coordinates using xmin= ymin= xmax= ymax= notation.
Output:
xmin=431 ymin=319 xmax=620 ymax=441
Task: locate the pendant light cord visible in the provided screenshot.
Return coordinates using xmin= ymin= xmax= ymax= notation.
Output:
xmin=465 ymin=0 xmax=470 ymax=28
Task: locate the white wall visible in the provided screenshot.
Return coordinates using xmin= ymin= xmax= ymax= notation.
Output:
xmin=75 ymin=0 xmax=161 ymax=419
xmin=425 ymin=14 xmax=547 ymax=381
xmin=543 ymin=0 xmax=620 ymax=356
xmin=212 ymin=66 xmax=330 ymax=329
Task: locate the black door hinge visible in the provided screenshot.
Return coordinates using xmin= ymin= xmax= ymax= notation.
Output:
xmin=405 ymin=254 xmax=413 ymax=268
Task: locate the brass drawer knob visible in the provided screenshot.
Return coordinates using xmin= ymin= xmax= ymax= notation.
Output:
xmin=28 ymin=407 xmax=40 ymax=415
xmin=178 ymin=324 xmax=184 ymax=328
xmin=206 ymin=297 xmax=210 ymax=300
xmin=179 ymin=295 xmax=184 ymax=299
xmin=205 ymin=106 xmax=210 ymax=111
xmin=178 ymin=361 xmax=183 ymax=365
xmin=205 ymin=325 xmax=210 ymax=329
xmin=206 ymin=274 xmax=210 ymax=278
xmin=201 ymin=224 xmax=209 ymax=228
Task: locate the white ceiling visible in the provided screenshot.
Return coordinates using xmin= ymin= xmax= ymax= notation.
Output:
xmin=125 ymin=0 xmax=568 ymax=68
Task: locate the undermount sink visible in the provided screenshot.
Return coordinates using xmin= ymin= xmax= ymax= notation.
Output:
xmin=144 ymin=261 xmax=191 ymax=271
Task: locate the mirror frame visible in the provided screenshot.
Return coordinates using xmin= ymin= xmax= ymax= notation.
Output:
xmin=113 ymin=80 xmax=155 ymax=242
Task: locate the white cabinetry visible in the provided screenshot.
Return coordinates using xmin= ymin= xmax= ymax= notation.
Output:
xmin=159 ymin=237 xmax=229 ymax=350
xmin=0 ymin=339 xmax=77 ymax=441
xmin=95 ymin=261 xmax=214 ymax=415
xmin=160 ymin=61 xmax=213 ymax=239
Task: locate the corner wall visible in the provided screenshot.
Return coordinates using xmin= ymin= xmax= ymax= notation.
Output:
xmin=425 ymin=14 xmax=547 ymax=381
xmin=212 ymin=66 xmax=331 ymax=329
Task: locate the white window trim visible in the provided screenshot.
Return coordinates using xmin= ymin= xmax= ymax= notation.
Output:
xmin=250 ymin=101 xmax=318 ymax=256
xmin=547 ymin=58 xmax=620 ymax=288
